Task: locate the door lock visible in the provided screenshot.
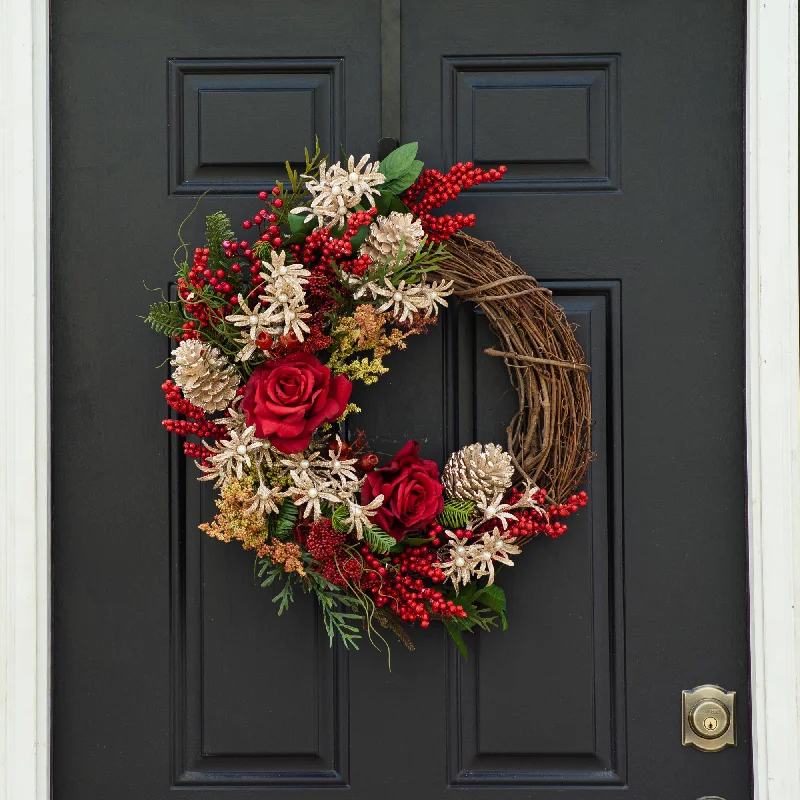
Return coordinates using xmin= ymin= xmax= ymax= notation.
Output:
xmin=682 ymin=685 xmax=736 ymax=752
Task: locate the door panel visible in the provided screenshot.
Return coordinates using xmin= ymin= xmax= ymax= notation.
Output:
xmin=52 ymin=1 xmax=749 ymax=798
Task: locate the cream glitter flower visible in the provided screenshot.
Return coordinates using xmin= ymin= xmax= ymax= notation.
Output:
xmin=292 ymin=155 xmax=385 ymax=229
xmin=475 ymin=492 xmax=519 ymax=530
xmin=469 ymin=528 xmax=522 ymax=586
xmin=198 ymin=425 xmax=265 ymax=487
xmin=339 ymin=495 xmax=385 ymax=540
xmin=243 ymin=481 xmax=283 ymax=517
xmin=225 ymin=295 xmax=274 ymax=361
xmin=321 ymin=436 xmax=360 ymax=486
xmin=285 ymin=472 xmax=342 ymax=520
xmin=435 ymin=530 xmax=478 ymax=591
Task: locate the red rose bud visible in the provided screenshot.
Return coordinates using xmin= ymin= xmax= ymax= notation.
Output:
xmin=360 ymin=440 xmax=444 ymax=542
xmin=357 ymin=453 xmax=379 ymax=472
xmin=241 ymin=353 xmax=352 ymax=454
xmin=277 ymin=331 xmax=302 ymax=352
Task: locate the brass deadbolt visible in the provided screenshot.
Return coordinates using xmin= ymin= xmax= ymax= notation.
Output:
xmin=682 ymin=685 xmax=736 ymax=752
xmin=689 ymin=698 xmax=730 ymax=738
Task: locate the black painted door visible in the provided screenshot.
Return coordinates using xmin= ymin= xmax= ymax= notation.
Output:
xmin=52 ymin=2 xmax=749 ymax=798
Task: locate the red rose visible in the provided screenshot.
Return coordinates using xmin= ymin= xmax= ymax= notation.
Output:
xmin=241 ymin=353 xmax=352 ymax=454
xmin=361 ymin=440 xmax=444 ymax=541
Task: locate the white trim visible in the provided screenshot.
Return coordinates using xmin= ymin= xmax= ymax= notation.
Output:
xmin=0 ymin=0 xmax=50 ymax=797
xmin=746 ymin=0 xmax=800 ymax=796
xmin=0 ymin=0 xmax=797 ymax=797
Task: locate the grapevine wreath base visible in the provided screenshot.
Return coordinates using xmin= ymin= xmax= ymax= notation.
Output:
xmin=146 ymin=142 xmax=591 ymax=658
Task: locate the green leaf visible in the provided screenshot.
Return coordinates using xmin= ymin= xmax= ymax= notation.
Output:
xmin=379 ymin=142 xmax=419 ymax=182
xmin=404 ymin=536 xmax=434 ymax=546
xmin=288 ymin=211 xmax=314 ymax=236
xmin=443 ymin=617 xmax=469 ymax=659
xmin=475 ymin=584 xmax=508 ymax=630
xmin=362 ymin=524 xmax=396 ymax=555
xmin=388 ymin=194 xmax=411 ymax=213
xmin=348 ymin=221 xmax=371 ymax=251
xmin=373 ymin=190 xmax=394 ymax=215
xmin=437 ymin=499 xmax=476 ymax=530
xmin=381 ymin=160 xmax=424 ymax=195
xmin=286 ymin=211 xmax=316 ymax=244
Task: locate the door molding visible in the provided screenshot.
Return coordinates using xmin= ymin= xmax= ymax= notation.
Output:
xmin=745 ymin=0 xmax=800 ymax=796
xmin=0 ymin=1 xmax=796 ymax=798
xmin=0 ymin=0 xmax=50 ymax=798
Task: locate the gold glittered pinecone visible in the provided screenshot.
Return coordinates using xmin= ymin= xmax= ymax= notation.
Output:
xmin=442 ymin=443 xmax=515 ymax=502
xmin=170 ymin=339 xmax=239 ymax=413
xmin=360 ymin=211 xmax=425 ymax=266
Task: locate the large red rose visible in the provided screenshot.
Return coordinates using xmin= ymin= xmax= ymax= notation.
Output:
xmin=361 ymin=440 xmax=444 ymax=541
xmin=241 ymin=353 xmax=352 ymax=454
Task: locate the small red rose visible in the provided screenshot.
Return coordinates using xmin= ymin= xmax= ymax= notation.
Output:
xmin=361 ymin=440 xmax=444 ymax=541
xmin=241 ymin=352 xmax=352 ymax=454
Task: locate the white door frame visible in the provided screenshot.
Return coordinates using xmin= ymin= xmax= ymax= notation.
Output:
xmin=0 ymin=1 xmax=797 ymax=798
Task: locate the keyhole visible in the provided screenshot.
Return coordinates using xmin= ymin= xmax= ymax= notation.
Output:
xmin=703 ymin=717 xmax=718 ymax=732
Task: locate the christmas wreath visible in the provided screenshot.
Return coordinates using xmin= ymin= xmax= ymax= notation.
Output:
xmin=145 ymin=142 xmax=591 ymax=657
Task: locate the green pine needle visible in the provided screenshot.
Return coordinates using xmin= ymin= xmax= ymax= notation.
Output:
xmin=437 ymin=498 xmax=476 ymax=530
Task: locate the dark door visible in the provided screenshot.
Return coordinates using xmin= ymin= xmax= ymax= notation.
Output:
xmin=52 ymin=2 xmax=749 ymax=798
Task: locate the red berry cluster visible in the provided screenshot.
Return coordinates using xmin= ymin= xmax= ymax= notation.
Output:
xmin=304 ymin=519 xmax=365 ymax=586
xmin=290 ymin=208 xmax=378 ymax=307
xmin=367 ymin=540 xmax=467 ymax=627
xmin=242 ymin=186 xmax=284 ymax=246
xmin=160 ymin=380 xmax=227 ymax=464
xmin=185 ymin=245 xmax=252 ymax=308
xmin=491 ymin=488 xmax=589 ymax=539
xmin=402 ymin=162 xmax=507 ymax=241
xmin=299 ymin=517 xmax=466 ymax=627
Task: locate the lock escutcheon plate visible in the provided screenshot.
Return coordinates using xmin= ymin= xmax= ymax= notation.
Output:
xmin=682 ymin=685 xmax=736 ymax=752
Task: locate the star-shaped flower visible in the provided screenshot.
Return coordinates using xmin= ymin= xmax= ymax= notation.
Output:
xmin=434 ymin=530 xmax=479 ymax=592
xmin=279 ymin=450 xmax=327 ymax=482
xmin=370 ymin=278 xmax=426 ymax=323
xmin=291 ymin=155 xmax=385 ymax=229
xmin=270 ymin=300 xmax=312 ymax=342
xmin=321 ymin=436 xmax=361 ymax=486
xmin=469 ymin=528 xmax=522 ymax=586
xmin=243 ymin=480 xmax=283 ymax=517
xmin=475 ymin=492 xmax=519 ymax=530
xmin=339 ymin=495 xmax=385 ymax=540
xmin=225 ymin=295 xmax=274 ymax=361
xmin=285 ymin=472 xmax=342 ymax=519
xmin=418 ymin=279 xmax=454 ymax=318
xmin=198 ymin=425 xmax=264 ymax=486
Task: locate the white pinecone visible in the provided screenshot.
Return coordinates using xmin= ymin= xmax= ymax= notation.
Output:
xmin=442 ymin=443 xmax=515 ymax=502
xmin=170 ymin=339 xmax=239 ymax=413
xmin=360 ymin=211 xmax=425 ymax=266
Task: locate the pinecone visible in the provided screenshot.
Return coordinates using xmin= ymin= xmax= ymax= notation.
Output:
xmin=360 ymin=211 xmax=425 ymax=266
xmin=170 ymin=339 xmax=239 ymax=413
xmin=442 ymin=443 xmax=515 ymax=502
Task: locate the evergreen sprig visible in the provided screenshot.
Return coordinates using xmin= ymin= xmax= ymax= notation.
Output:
xmin=257 ymin=562 xmax=298 ymax=615
xmin=361 ymin=524 xmax=395 ymax=555
xmin=437 ymin=498 xmax=477 ymax=530
xmin=267 ymin=499 xmax=299 ymax=540
xmin=144 ymin=298 xmax=187 ymax=338
xmin=204 ymin=211 xmax=234 ymax=272
xmin=304 ymin=566 xmax=364 ymax=649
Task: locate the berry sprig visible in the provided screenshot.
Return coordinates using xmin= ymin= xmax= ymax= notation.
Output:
xmin=160 ymin=379 xmax=228 ymax=464
xmin=401 ymin=162 xmax=507 ymax=241
xmin=497 ymin=488 xmax=589 ymax=539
